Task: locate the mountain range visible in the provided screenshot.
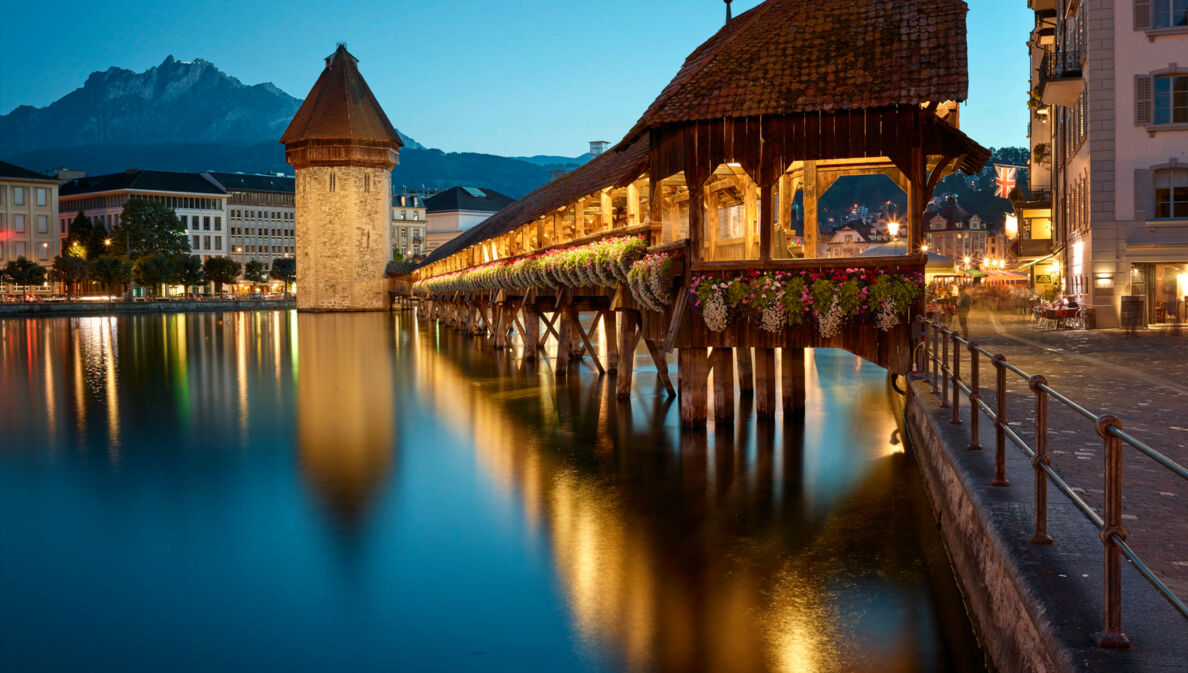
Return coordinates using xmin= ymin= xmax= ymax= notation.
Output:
xmin=0 ymin=56 xmax=581 ymax=198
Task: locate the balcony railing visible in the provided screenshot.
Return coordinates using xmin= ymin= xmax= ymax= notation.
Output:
xmin=1040 ymin=48 xmax=1082 ymax=83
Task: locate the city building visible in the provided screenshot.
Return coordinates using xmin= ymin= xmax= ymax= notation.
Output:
xmin=210 ymin=173 xmax=296 ymax=266
xmin=281 ymin=44 xmax=401 ymax=311
xmin=589 ymin=141 xmax=611 ymax=158
xmin=391 ymin=191 xmax=427 ymax=260
xmin=823 ymin=222 xmax=890 ymax=258
xmin=986 ymin=232 xmax=1015 ymax=265
xmin=424 ymin=186 xmax=514 ymax=253
xmin=58 ymin=169 xmax=229 ymax=259
xmin=923 ymin=196 xmax=987 ymax=262
xmin=1020 ymin=0 xmax=1188 ymax=326
xmin=0 ymin=160 xmax=60 ymax=266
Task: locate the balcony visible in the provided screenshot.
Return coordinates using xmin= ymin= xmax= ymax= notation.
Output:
xmin=1037 ymin=49 xmax=1083 ymax=107
xmin=1010 ymin=185 xmax=1052 ymax=215
xmin=1018 ymin=238 xmax=1054 ymax=258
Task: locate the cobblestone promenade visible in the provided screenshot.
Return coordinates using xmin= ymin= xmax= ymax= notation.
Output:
xmin=934 ymin=309 xmax=1187 ymax=601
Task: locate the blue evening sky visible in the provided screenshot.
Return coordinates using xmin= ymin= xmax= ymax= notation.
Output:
xmin=0 ymin=0 xmax=1029 ymax=156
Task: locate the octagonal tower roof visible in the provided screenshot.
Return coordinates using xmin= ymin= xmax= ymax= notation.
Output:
xmin=280 ymin=44 xmax=402 ymax=147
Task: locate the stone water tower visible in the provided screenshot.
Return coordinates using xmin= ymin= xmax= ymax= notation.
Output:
xmin=281 ymin=44 xmax=402 ymax=311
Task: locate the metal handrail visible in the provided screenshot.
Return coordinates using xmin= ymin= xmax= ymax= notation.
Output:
xmin=914 ymin=316 xmax=1188 ymax=648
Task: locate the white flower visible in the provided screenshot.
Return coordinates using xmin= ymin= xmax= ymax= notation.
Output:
xmin=818 ymin=297 xmax=844 ymax=339
xmin=760 ymin=305 xmax=785 ymax=333
xmin=703 ymin=292 xmax=728 ymax=332
xmin=876 ymin=299 xmax=900 ymax=331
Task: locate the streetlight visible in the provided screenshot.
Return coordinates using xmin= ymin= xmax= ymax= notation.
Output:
xmin=886 ymin=220 xmax=901 ymax=238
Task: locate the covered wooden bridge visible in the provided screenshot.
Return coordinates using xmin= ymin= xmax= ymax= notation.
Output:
xmin=406 ymin=0 xmax=990 ymax=426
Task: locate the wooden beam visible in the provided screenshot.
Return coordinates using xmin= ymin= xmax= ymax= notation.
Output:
xmin=688 ymin=183 xmax=704 ymax=260
xmin=803 ymin=161 xmax=818 ymax=259
xmin=744 ymin=181 xmax=758 ymax=259
xmin=645 ymin=339 xmax=676 ymax=397
xmin=603 ymin=310 xmax=619 ymax=372
xmin=568 ymin=306 xmax=605 ymax=374
xmin=759 ymin=181 xmax=773 ymax=261
xmin=600 ymin=189 xmax=613 ymax=231
xmin=663 ymin=276 xmax=691 ymax=353
xmin=678 ymin=348 xmax=708 ymax=427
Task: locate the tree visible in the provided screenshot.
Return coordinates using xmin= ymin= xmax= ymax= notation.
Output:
xmin=92 ymin=257 xmax=133 ymax=296
xmin=172 ymin=255 xmax=206 ymax=294
xmin=243 ymin=260 xmax=269 ymax=284
xmin=203 ymin=256 xmax=241 ymax=294
xmin=48 ymin=256 xmax=91 ymax=297
xmin=269 ymin=257 xmax=296 ymax=295
xmin=109 ymin=198 xmax=190 ymax=260
xmin=63 ymin=211 xmax=109 ymax=259
xmin=2 ymin=257 xmax=48 ymax=287
xmin=133 ymin=254 xmax=175 ymax=297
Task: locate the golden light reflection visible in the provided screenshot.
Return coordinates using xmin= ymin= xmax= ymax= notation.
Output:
xmin=296 ymin=313 xmax=395 ymax=525
xmin=408 ymin=325 xmax=947 ymax=673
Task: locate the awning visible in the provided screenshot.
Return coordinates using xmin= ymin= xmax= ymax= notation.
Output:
xmin=1016 ymin=250 xmax=1061 ymax=270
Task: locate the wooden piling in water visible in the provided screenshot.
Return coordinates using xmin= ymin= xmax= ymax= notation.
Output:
xmin=678 ymin=347 xmax=708 ymax=427
xmin=754 ymin=348 xmax=777 ymax=417
xmin=710 ymin=347 xmax=735 ymax=421
xmin=603 ymin=310 xmax=618 ymax=373
xmin=617 ymin=311 xmax=638 ymax=399
xmin=523 ymin=305 xmax=539 ymax=360
xmin=781 ymin=348 xmax=806 ymax=411
xmin=556 ymin=310 xmax=572 ymax=374
xmin=736 ymin=346 xmax=754 ymax=396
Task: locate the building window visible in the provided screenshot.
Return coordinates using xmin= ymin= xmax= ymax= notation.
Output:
xmin=193 ymin=235 xmax=200 ymax=249
xmin=13 ymin=187 xmax=24 ymax=206
xmin=36 ymin=188 xmax=47 ymax=207
xmin=1154 ymin=74 xmax=1187 ymax=124
xmin=37 ymin=215 xmax=47 ymax=234
xmin=204 ymin=235 xmax=211 ymax=250
xmin=1152 ymin=0 xmax=1188 ymax=28
xmin=14 ymin=214 xmax=25 ymax=233
xmin=215 ymin=216 xmax=222 ymax=231
xmin=38 ymin=243 xmax=49 ymax=261
xmin=1155 ymin=168 xmax=1188 ymax=218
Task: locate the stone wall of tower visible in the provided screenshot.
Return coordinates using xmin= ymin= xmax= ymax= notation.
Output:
xmin=295 ymin=165 xmax=392 ymax=311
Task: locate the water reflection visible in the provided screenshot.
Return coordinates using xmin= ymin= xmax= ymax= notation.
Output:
xmin=297 ymin=313 xmax=395 ymax=528
xmin=0 ymin=311 xmax=982 ymax=673
xmin=413 ymin=325 xmax=983 ymax=673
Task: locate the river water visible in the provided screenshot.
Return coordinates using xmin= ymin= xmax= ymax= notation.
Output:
xmin=0 ymin=311 xmax=985 ymax=673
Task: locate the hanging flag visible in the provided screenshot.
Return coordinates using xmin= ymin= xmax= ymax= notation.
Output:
xmin=994 ymin=165 xmax=1017 ymax=199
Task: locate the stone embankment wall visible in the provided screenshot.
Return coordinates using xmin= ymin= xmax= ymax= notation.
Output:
xmin=0 ymin=299 xmax=295 ymax=318
xmin=904 ymin=379 xmax=1185 ymax=673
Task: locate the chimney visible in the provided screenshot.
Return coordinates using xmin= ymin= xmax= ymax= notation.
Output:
xmin=725 ymin=0 xmax=733 ymax=23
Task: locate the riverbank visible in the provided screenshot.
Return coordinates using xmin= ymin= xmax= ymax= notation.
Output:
xmin=904 ymin=377 xmax=1187 ymax=673
xmin=0 ymin=298 xmax=295 ymax=318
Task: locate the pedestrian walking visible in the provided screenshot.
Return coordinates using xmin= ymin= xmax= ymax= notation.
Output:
xmin=956 ymin=287 xmax=972 ymax=338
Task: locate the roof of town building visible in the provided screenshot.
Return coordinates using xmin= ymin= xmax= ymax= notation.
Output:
xmin=0 ymin=160 xmax=58 ymax=182
xmin=421 ymin=137 xmax=649 ymax=266
xmin=209 ymin=173 xmax=294 ymax=193
xmin=280 ymin=44 xmax=402 ymax=147
xmin=424 ymin=186 xmax=515 ymax=214
xmin=59 ymin=169 xmax=227 ymax=197
xmin=626 ymin=0 xmax=971 ymax=141
xmin=926 ymin=197 xmax=973 ymax=227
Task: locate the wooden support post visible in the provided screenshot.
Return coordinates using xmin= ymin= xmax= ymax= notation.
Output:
xmin=603 ymin=310 xmax=619 ymax=372
xmin=627 ymin=182 xmax=640 ymax=226
xmin=600 ymin=189 xmax=613 ymax=231
xmin=777 ymin=173 xmax=793 ymax=258
xmin=556 ymin=310 xmax=571 ymax=374
xmin=803 ymin=160 xmax=818 ymax=259
xmin=744 ymin=182 xmax=758 ymax=259
xmin=568 ymin=309 xmax=584 ymax=359
xmin=689 ymin=183 xmax=704 ymax=261
xmin=759 ymin=181 xmax=773 ymax=261
xmin=710 ymin=347 xmax=735 ymax=420
xmin=754 ymin=348 xmax=777 ymax=417
xmin=645 ymin=339 xmax=676 ymax=397
xmin=649 ymin=177 xmax=663 ymax=245
xmin=523 ymin=305 xmax=539 ymax=360
xmin=736 ymin=346 xmax=754 ymax=395
xmin=616 ymin=311 xmax=638 ymax=399
xmin=678 ymin=348 xmax=708 ymax=427
xmin=781 ymin=348 xmax=806 ymax=411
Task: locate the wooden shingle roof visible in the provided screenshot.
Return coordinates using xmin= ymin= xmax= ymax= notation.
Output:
xmin=280 ymin=45 xmax=402 ymax=146
xmin=626 ymin=0 xmax=971 ymax=141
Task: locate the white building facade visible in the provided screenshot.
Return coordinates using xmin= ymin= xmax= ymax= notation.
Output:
xmin=59 ymin=170 xmax=229 ymax=260
xmin=1029 ymin=0 xmax=1188 ymax=326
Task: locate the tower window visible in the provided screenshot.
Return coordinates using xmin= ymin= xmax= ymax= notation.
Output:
xmin=329 ymin=173 xmax=336 ymax=192
xmin=365 ymin=174 xmax=371 ymax=192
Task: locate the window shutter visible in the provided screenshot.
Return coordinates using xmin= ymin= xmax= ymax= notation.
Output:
xmin=1135 ymin=75 xmax=1154 ymax=125
xmin=1134 ymin=169 xmax=1153 ymax=221
xmin=1135 ymin=0 xmax=1152 ymax=29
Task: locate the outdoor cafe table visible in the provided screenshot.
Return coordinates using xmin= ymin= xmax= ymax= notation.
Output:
xmin=1038 ymin=306 xmax=1078 ymax=329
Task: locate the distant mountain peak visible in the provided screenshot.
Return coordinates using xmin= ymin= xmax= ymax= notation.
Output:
xmin=0 ymin=56 xmax=422 ymax=156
